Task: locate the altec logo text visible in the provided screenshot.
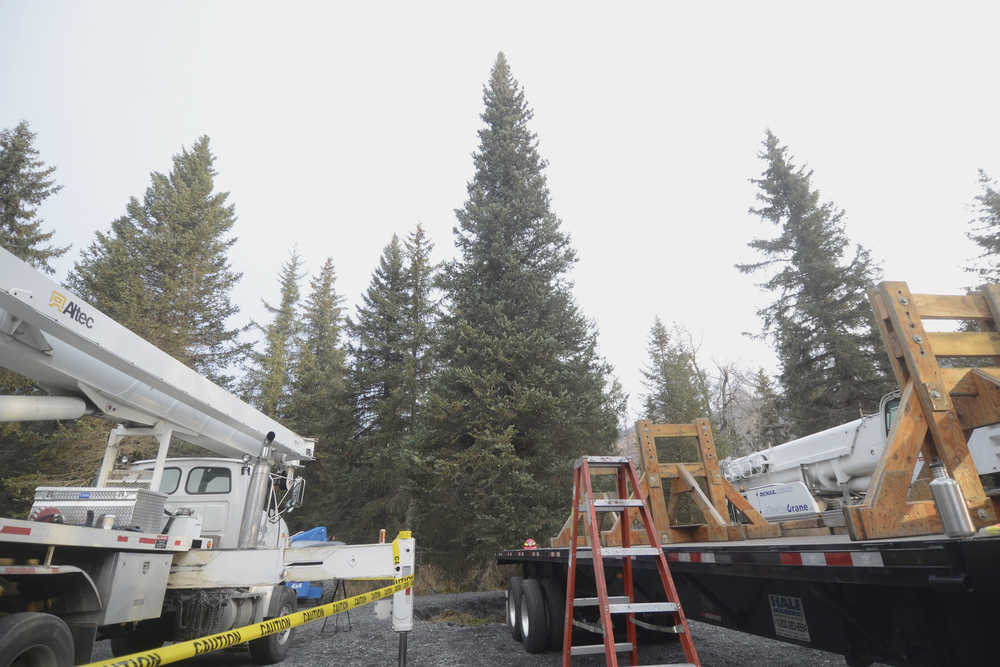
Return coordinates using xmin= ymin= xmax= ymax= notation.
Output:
xmin=49 ymin=291 xmax=95 ymax=329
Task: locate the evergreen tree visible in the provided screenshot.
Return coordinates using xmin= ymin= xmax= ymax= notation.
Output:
xmin=749 ymin=368 xmax=789 ymax=449
xmin=966 ymin=170 xmax=1000 ymax=284
xmin=335 ymin=226 xmax=438 ymax=541
xmin=0 ymin=121 xmax=68 ymax=273
xmin=640 ymin=318 xmax=712 ymax=424
xmin=738 ymin=131 xmax=891 ymax=436
xmin=68 ymin=136 xmax=246 ymax=386
xmin=422 ymin=53 xmax=621 ymax=568
xmin=403 ymin=224 xmax=437 ymax=433
xmin=286 ymin=258 xmax=353 ymax=533
xmin=243 ymin=250 xmax=304 ymax=417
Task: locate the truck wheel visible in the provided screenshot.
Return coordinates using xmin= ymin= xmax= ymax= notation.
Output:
xmin=249 ymin=586 xmax=298 ymax=665
xmin=539 ymin=577 xmax=565 ymax=651
xmin=0 ymin=612 xmax=74 ymax=667
xmin=519 ymin=579 xmax=548 ymax=654
xmin=507 ymin=575 xmax=524 ymax=641
xmin=109 ymin=619 xmax=164 ymax=656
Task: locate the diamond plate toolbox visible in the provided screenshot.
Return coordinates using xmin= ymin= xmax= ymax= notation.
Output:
xmin=31 ymin=487 xmax=167 ymax=534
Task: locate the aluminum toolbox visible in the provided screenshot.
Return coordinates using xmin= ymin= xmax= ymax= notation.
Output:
xmin=31 ymin=486 xmax=167 ymax=534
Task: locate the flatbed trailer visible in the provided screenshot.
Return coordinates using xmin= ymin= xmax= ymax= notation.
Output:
xmin=499 ymin=532 xmax=1000 ymax=666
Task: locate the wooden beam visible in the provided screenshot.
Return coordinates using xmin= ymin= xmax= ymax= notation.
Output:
xmin=695 ymin=417 xmax=730 ymax=521
xmin=927 ymin=331 xmax=1000 ymax=357
xmin=910 ymin=292 xmax=993 ymax=320
xmin=678 ymin=464 xmax=726 ymax=526
xmin=645 ymin=423 xmax=699 ymax=438
xmin=635 ymin=420 xmax=670 ymax=542
xmin=952 ymin=368 xmax=1000 ymax=430
xmin=943 ymin=367 xmax=1000 ymax=392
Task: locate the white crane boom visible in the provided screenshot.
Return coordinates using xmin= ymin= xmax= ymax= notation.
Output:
xmin=0 ymin=247 xmax=312 ymax=462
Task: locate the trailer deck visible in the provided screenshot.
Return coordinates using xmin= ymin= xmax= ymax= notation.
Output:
xmin=499 ymin=534 xmax=1000 ymax=666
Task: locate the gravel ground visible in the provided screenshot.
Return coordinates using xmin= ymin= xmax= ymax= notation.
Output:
xmin=91 ymin=590 xmax=881 ymax=666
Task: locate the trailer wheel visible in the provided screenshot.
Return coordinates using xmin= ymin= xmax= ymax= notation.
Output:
xmin=519 ymin=579 xmax=548 ymax=653
xmin=0 ymin=612 xmax=74 ymax=667
xmin=249 ymin=586 xmax=298 ymax=665
xmin=539 ymin=577 xmax=565 ymax=651
xmin=507 ymin=575 xmax=524 ymax=641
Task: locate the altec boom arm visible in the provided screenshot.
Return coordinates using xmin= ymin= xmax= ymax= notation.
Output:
xmin=0 ymin=247 xmax=312 ymax=462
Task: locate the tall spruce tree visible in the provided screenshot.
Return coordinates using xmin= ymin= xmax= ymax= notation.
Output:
xmin=641 ymin=318 xmax=712 ymax=424
xmin=286 ymin=258 xmax=353 ymax=533
xmin=966 ymin=170 xmax=1000 ymax=284
xmin=403 ymin=224 xmax=437 ymax=433
xmin=243 ymin=250 xmax=304 ymax=417
xmin=68 ymin=136 xmax=246 ymax=386
xmin=422 ymin=53 xmax=621 ymax=568
xmin=738 ymin=131 xmax=891 ymax=436
xmin=0 ymin=121 xmax=68 ymax=273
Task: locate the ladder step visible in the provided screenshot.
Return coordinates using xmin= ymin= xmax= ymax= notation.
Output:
xmin=570 ymin=642 xmax=633 ymax=656
xmin=632 ymin=618 xmax=685 ymax=633
xmin=609 ymin=602 xmax=679 ymax=614
xmin=575 ymin=455 xmax=630 ymax=468
xmin=582 ymin=546 xmax=659 ymax=558
xmin=585 ymin=498 xmax=645 ymax=512
xmin=573 ymin=596 xmax=630 ymax=607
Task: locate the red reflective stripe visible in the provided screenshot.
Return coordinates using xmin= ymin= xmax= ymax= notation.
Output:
xmin=0 ymin=525 xmax=31 ymax=535
xmin=117 ymin=536 xmax=129 ymax=543
xmin=174 ymin=540 xmax=182 ymax=546
xmin=825 ymin=552 xmax=852 ymax=566
xmin=667 ymin=553 xmax=679 ymax=561
xmin=138 ymin=537 xmax=156 ymax=544
xmin=689 ymin=552 xmax=702 ymax=563
xmin=779 ymin=552 xmax=803 ymax=565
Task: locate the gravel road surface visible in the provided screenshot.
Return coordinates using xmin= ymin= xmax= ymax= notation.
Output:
xmin=93 ymin=591 xmax=878 ymax=666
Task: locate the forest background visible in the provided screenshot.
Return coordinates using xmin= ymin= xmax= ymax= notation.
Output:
xmin=3 ymin=45 xmax=1000 ymax=584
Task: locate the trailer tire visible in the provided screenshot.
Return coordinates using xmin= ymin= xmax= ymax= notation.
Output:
xmin=0 ymin=612 xmax=74 ymax=667
xmin=539 ymin=577 xmax=565 ymax=651
xmin=249 ymin=586 xmax=298 ymax=665
xmin=507 ymin=575 xmax=524 ymax=641
xmin=520 ymin=578 xmax=548 ymax=653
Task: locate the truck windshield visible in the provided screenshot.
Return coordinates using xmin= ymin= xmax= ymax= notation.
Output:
xmin=186 ymin=467 xmax=232 ymax=494
xmin=159 ymin=467 xmax=181 ymax=494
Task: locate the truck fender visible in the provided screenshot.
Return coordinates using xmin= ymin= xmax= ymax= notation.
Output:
xmin=0 ymin=564 xmax=101 ymax=613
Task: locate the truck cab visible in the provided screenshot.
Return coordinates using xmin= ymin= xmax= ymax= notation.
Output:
xmin=123 ymin=457 xmax=291 ymax=549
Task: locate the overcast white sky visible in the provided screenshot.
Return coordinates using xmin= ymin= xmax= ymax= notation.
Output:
xmin=3 ymin=2 xmax=1000 ymax=419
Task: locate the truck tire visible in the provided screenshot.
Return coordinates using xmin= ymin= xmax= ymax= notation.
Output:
xmin=249 ymin=586 xmax=298 ymax=665
xmin=539 ymin=576 xmax=565 ymax=651
xmin=519 ymin=578 xmax=548 ymax=654
xmin=507 ymin=575 xmax=524 ymax=641
xmin=0 ymin=612 xmax=74 ymax=667
xmin=109 ymin=619 xmax=165 ymax=656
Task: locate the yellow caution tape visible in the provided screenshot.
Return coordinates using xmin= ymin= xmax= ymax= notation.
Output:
xmin=392 ymin=530 xmax=412 ymax=568
xmin=82 ymin=574 xmax=415 ymax=667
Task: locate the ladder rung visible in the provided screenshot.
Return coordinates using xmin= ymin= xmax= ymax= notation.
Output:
xmin=570 ymin=642 xmax=633 ymax=656
xmin=585 ymin=499 xmax=644 ymax=512
xmin=576 ymin=455 xmax=630 ymax=468
xmin=574 ymin=596 xmax=629 ymax=607
xmin=575 ymin=546 xmax=661 ymax=560
xmin=609 ymin=602 xmax=679 ymax=614
xmin=632 ymin=618 xmax=685 ymax=634
xmin=600 ymin=546 xmax=660 ymax=558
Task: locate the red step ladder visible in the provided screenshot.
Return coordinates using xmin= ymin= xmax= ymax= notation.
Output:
xmin=562 ymin=456 xmax=700 ymax=667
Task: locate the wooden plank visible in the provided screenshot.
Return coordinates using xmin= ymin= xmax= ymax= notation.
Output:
xmin=657 ymin=463 xmax=706 ymax=480
xmin=981 ymin=285 xmax=1000 ymax=325
xmin=646 ymin=423 xmax=699 ymax=438
xmin=695 ymin=417 xmax=730 ymax=521
xmin=869 ymin=289 xmax=908 ymax=389
xmin=635 ymin=421 xmax=670 ymax=538
xmin=910 ymin=292 xmax=992 ymax=320
xmin=952 ymin=368 xmax=1000 ymax=430
xmin=927 ymin=331 xmax=1000 ymax=357
xmin=678 ymin=464 xmax=726 ymax=526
